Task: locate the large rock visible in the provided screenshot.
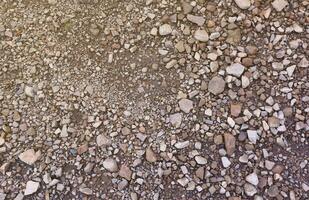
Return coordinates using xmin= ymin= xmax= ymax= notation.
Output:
xmin=24 ymin=181 xmax=40 ymax=196
xmin=159 ymin=24 xmax=172 ymax=36
xmin=179 ymin=99 xmax=193 ymax=113
xmin=194 ymin=30 xmax=209 ymax=42
xmin=234 ymin=0 xmax=251 ymax=9
xmin=246 ymin=172 xmax=259 ymax=186
xmin=272 ymin=0 xmax=288 ymax=12
xmin=187 ymin=14 xmax=205 ymax=26
xmin=208 ymin=76 xmax=225 ymax=95
xmin=226 ymin=63 xmax=245 ymax=77
xmin=19 ymin=149 xmax=41 ymax=165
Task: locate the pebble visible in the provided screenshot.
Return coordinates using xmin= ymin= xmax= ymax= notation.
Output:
xmin=245 ymin=172 xmax=259 ymax=186
xmin=174 ymin=141 xmax=190 ymax=149
xmin=169 ymin=113 xmax=182 ymax=127
xmin=24 ymin=181 xmax=40 ymax=196
xmin=194 ymin=29 xmax=209 ymax=42
xmin=179 ymin=99 xmax=193 ymax=113
xmin=208 ymin=76 xmax=225 ymax=95
xmin=221 ymin=157 xmax=231 ymax=168
xmin=272 ymin=0 xmax=288 ymax=12
xmin=18 ymin=149 xmax=41 ymax=165
xmin=247 ymin=130 xmax=259 ymax=144
xmin=226 ymin=63 xmax=245 ymax=77
xmin=102 ymin=158 xmax=118 ymax=172
xmin=187 ymin=14 xmax=205 ymax=26
xmin=244 ymin=183 xmax=257 ymax=196
xmin=195 ymin=156 xmax=207 ymax=165
xmin=24 ymin=86 xmax=35 ymax=97
xmin=224 ymin=133 xmax=236 ymax=155
xmin=96 ymin=134 xmax=110 ymax=146
xmin=119 ymin=165 xmax=132 ymax=180
xmin=159 ymin=24 xmax=172 ymax=36
xmin=234 ymin=0 xmax=251 ymax=9
xmin=146 ymin=147 xmax=157 ymax=163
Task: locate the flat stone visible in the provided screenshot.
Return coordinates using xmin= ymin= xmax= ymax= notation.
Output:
xmin=159 ymin=24 xmax=172 ymax=36
xmin=246 ymin=172 xmax=259 ymax=186
xmin=208 ymin=76 xmax=225 ymax=95
xmin=179 ymin=99 xmax=193 ymax=113
xmin=103 ymin=158 xmax=118 ymax=172
xmin=24 ymin=181 xmax=39 ymax=196
xmin=174 ymin=141 xmax=190 ymax=149
xmin=19 ymin=149 xmax=41 ymax=165
xmin=234 ymin=0 xmax=251 ymax=9
xmin=187 ymin=14 xmax=205 ymax=26
xmin=119 ymin=165 xmax=132 ymax=180
xmin=169 ymin=113 xmax=182 ymax=127
xmin=226 ymin=63 xmax=245 ymax=77
xmin=146 ymin=147 xmax=157 ymax=163
xmin=224 ymin=133 xmax=236 ymax=155
xmin=195 ymin=156 xmax=207 ymax=165
xmin=272 ymin=0 xmax=288 ymax=12
xmin=194 ymin=29 xmax=209 ymax=42
xmin=272 ymin=62 xmax=284 ymax=71
xmin=79 ymin=188 xmax=92 ymax=195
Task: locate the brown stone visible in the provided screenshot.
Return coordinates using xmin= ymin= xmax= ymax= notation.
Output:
xmin=145 ymin=147 xmax=157 ymax=163
xmin=268 ymin=117 xmax=280 ymax=128
xmin=224 ymin=133 xmax=236 ymax=155
xmin=119 ymin=165 xmax=132 ymax=180
xmin=231 ymin=103 xmax=242 ymax=117
xmin=195 ymin=167 xmax=204 ymax=179
xmin=272 ymin=165 xmax=284 ymax=174
xmin=242 ymin=57 xmax=253 ymax=67
xmin=78 ymin=143 xmax=88 ymax=155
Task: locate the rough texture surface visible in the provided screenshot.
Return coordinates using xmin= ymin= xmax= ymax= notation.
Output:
xmin=0 ymin=0 xmax=308 ymax=199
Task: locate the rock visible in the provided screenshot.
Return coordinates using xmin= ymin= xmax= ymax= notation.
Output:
xmin=159 ymin=24 xmax=172 ymax=36
xmin=182 ymin=2 xmax=193 ymax=14
xmin=175 ymin=41 xmax=185 ymax=52
xmin=103 ymin=158 xmax=118 ymax=172
xmin=0 ymin=137 xmax=4 ymax=146
xmin=226 ymin=63 xmax=245 ymax=77
xmin=247 ymin=130 xmax=259 ymax=144
xmin=187 ymin=14 xmax=205 ymax=26
xmin=19 ymin=149 xmax=41 ymax=165
xmin=119 ymin=165 xmax=132 ymax=180
xmin=195 ymin=156 xmax=207 ymax=165
xmin=165 ymin=59 xmax=178 ymax=69
xmin=174 ymin=141 xmax=190 ymax=149
xmin=48 ymin=0 xmax=57 ymax=5
xmin=268 ymin=185 xmax=279 ymax=197
xmin=221 ymin=157 xmax=231 ymax=168
xmin=244 ymin=183 xmax=257 ymax=196
xmin=96 ymin=134 xmax=110 ymax=146
xmin=208 ymin=76 xmax=225 ymax=95
xmin=234 ymin=0 xmax=251 ymax=9
xmin=24 ymin=181 xmax=39 ymax=196
xmin=230 ymin=103 xmax=242 ymax=117
xmin=272 ymin=0 xmax=288 ymax=12
xmin=179 ymin=99 xmax=193 ymax=113
xmin=146 ymin=147 xmax=157 ymax=163
xmin=268 ymin=117 xmax=280 ymax=128
xmin=195 ymin=167 xmax=204 ymax=179
xmin=194 ymin=29 xmax=209 ymax=42
xmin=241 ymin=76 xmax=250 ymax=88
xmin=272 ymin=62 xmax=284 ymax=71
xmin=79 ymin=187 xmax=92 ymax=195
xmin=24 ymin=86 xmax=35 ymax=97
xmin=226 ymin=29 xmax=241 ymax=44
xmin=224 ymin=133 xmax=236 ymax=155
xmin=169 ymin=113 xmax=182 ymax=127
xmin=121 ymin=127 xmax=131 ymax=135
xmin=299 ymin=57 xmax=308 ymax=68
xmin=246 ymin=172 xmax=259 ymax=186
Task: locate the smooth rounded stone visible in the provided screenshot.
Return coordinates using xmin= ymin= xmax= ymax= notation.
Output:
xmin=18 ymin=149 xmax=41 ymax=165
xmin=174 ymin=141 xmax=190 ymax=149
xmin=146 ymin=147 xmax=157 ymax=163
xmin=234 ymin=0 xmax=251 ymax=9
xmin=169 ymin=113 xmax=182 ymax=127
xmin=195 ymin=156 xmax=207 ymax=165
xmin=221 ymin=156 xmax=231 ymax=168
xmin=224 ymin=133 xmax=236 ymax=155
xmin=226 ymin=63 xmax=245 ymax=77
xmin=24 ymin=181 xmax=40 ymax=196
xmin=159 ymin=24 xmax=172 ymax=36
xmin=244 ymin=183 xmax=257 ymax=196
xmin=208 ymin=76 xmax=225 ymax=95
xmin=187 ymin=14 xmax=205 ymax=26
xmin=96 ymin=134 xmax=110 ymax=146
xmin=194 ymin=29 xmax=209 ymax=42
xmin=272 ymin=0 xmax=288 ymax=12
xmin=103 ymin=158 xmax=118 ymax=172
xmin=246 ymin=172 xmax=259 ymax=186
xmin=178 ymin=99 xmax=193 ymax=113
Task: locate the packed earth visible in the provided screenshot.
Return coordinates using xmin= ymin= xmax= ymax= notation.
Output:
xmin=0 ymin=0 xmax=308 ymax=199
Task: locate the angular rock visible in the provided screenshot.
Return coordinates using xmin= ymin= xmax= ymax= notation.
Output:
xmin=208 ymin=76 xmax=225 ymax=95
xmin=226 ymin=63 xmax=245 ymax=77
xmin=244 ymin=183 xmax=257 ymax=196
xmin=179 ymin=99 xmax=193 ymax=113
xmin=146 ymin=147 xmax=157 ymax=163
xmin=119 ymin=165 xmax=132 ymax=180
xmin=169 ymin=113 xmax=182 ymax=127
xmin=246 ymin=172 xmax=259 ymax=186
xmin=195 ymin=156 xmax=207 ymax=165
xmin=19 ymin=149 xmax=41 ymax=165
xmin=96 ymin=134 xmax=110 ymax=147
xmin=272 ymin=0 xmax=288 ymax=12
xmin=159 ymin=24 xmax=172 ymax=36
xmin=24 ymin=181 xmax=39 ymax=196
xmin=230 ymin=103 xmax=242 ymax=117
xmin=224 ymin=133 xmax=236 ymax=155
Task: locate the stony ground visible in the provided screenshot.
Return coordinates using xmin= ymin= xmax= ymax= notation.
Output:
xmin=0 ymin=0 xmax=308 ymax=199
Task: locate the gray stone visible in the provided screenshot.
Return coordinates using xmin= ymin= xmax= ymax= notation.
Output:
xmin=226 ymin=63 xmax=245 ymax=77
xmin=234 ymin=0 xmax=251 ymax=9
xmin=179 ymin=99 xmax=193 ymax=113
xmin=208 ymin=76 xmax=225 ymax=95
